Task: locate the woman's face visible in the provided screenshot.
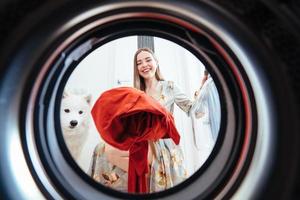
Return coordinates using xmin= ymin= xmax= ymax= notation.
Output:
xmin=136 ymin=51 xmax=158 ymax=80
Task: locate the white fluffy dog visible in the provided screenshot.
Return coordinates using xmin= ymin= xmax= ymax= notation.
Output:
xmin=60 ymin=90 xmax=92 ymax=161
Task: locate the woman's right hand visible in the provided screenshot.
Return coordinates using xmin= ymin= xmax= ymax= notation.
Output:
xmin=104 ymin=143 xmax=129 ymax=172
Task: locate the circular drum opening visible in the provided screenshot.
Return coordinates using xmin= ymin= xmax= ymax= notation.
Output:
xmin=23 ymin=5 xmax=256 ymax=199
xmin=2 ymin=1 xmax=296 ymax=200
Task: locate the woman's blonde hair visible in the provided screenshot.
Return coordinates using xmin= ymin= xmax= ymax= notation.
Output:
xmin=133 ymin=48 xmax=164 ymax=91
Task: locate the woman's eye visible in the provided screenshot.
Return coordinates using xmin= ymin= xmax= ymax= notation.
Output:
xmin=64 ymin=109 xmax=70 ymax=113
xmin=79 ymin=111 xmax=83 ymax=114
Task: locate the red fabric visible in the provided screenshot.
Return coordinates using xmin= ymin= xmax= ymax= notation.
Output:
xmin=91 ymin=87 xmax=180 ymax=193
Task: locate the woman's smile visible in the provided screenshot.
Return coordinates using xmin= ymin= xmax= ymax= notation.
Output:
xmin=141 ymin=67 xmax=151 ymax=73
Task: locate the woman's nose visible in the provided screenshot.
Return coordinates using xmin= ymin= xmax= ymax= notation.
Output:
xmin=140 ymin=61 xmax=148 ymax=68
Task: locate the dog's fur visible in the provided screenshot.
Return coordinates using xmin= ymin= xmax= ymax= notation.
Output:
xmin=60 ymin=90 xmax=92 ymax=161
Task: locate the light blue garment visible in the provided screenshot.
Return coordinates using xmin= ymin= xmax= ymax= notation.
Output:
xmin=193 ymin=77 xmax=221 ymax=141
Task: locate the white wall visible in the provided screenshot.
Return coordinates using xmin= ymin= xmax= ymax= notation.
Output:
xmin=64 ymin=36 xmax=216 ymax=177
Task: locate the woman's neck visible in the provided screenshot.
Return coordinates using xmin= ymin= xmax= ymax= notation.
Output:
xmin=144 ymin=78 xmax=159 ymax=94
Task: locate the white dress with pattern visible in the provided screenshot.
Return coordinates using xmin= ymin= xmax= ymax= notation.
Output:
xmin=88 ymin=80 xmax=200 ymax=193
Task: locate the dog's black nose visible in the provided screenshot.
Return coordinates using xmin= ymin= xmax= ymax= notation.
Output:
xmin=70 ymin=120 xmax=78 ymax=127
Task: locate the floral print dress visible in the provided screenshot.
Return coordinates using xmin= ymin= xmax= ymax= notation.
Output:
xmin=88 ymin=80 xmax=196 ymax=193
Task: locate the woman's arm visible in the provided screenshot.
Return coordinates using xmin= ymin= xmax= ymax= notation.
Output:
xmin=104 ymin=143 xmax=154 ymax=172
xmin=173 ymin=90 xmax=192 ymax=114
xmin=171 ymin=81 xmax=197 ymax=116
xmin=105 ymin=143 xmax=129 ymax=172
xmin=172 ymin=78 xmax=208 ymax=117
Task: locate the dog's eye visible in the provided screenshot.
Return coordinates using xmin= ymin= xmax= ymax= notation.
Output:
xmin=64 ymin=109 xmax=70 ymax=113
xmin=79 ymin=111 xmax=83 ymax=114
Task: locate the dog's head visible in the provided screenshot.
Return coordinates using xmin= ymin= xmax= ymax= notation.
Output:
xmin=60 ymin=90 xmax=92 ymax=134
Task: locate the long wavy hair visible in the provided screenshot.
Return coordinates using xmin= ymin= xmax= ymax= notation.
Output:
xmin=133 ymin=48 xmax=164 ymax=91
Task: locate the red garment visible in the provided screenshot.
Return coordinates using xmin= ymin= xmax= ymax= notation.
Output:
xmin=91 ymin=87 xmax=180 ymax=193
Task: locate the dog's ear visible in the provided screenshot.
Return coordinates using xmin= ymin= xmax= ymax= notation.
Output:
xmin=85 ymin=94 xmax=92 ymax=105
xmin=63 ymin=91 xmax=69 ymax=99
